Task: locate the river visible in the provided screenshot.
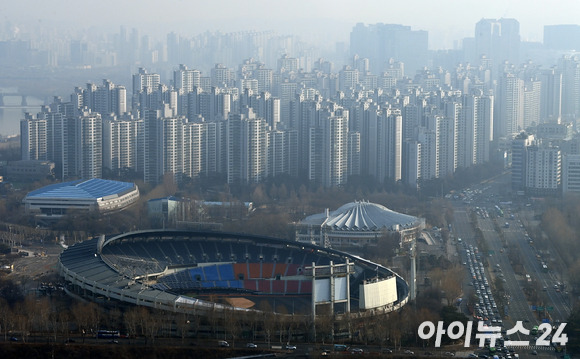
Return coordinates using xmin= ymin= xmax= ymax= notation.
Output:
xmin=0 ymin=88 xmax=44 ymax=137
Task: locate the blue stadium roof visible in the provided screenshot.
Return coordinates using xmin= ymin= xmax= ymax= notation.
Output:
xmin=25 ymin=178 xmax=136 ymax=200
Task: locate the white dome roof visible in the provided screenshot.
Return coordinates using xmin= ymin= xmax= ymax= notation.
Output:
xmin=302 ymin=201 xmax=419 ymax=232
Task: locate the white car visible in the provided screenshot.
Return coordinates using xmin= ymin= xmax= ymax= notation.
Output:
xmin=285 ymin=344 xmax=297 ymax=350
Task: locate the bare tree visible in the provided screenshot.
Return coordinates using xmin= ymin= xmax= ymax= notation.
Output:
xmin=12 ymin=302 xmax=29 ymax=343
xmin=315 ymin=305 xmax=334 ymax=344
xmin=143 ymin=309 xmax=162 ymax=344
xmin=174 ymin=312 xmax=190 ymax=345
xmin=0 ymin=297 xmax=11 ymax=341
xmin=58 ymin=309 xmax=71 ymax=343
xmin=71 ymin=302 xmax=92 ymax=342
xmin=224 ymin=308 xmax=242 ymax=347
xmin=123 ymin=306 xmax=141 ymax=343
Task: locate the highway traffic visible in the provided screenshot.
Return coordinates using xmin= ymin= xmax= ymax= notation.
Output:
xmin=450 ymin=173 xmax=570 ymax=357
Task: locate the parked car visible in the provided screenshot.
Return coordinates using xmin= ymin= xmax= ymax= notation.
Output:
xmin=285 ymin=344 xmax=297 ymax=350
xmin=218 ymin=340 xmax=229 ymax=347
xmin=246 ymin=343 xmax=257 ymax=348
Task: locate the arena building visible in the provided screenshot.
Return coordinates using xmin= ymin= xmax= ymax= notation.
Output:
xmin=295 ymin=200 xmax=424 ymax=248
xmin=58 ymin=229 xmax=409 ymax=318
xmin=23 ymin=178 xmax=139 ymax=223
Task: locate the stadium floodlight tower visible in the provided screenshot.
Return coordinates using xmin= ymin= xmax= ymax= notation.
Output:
xmin=305 ymin=259 xmax=354 ymax=317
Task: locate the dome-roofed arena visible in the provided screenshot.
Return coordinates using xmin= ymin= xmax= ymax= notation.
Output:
xmin=295 ymin=200 xmax=424 ymax=248
xmin=59 ymin=229 xmax=409 ymax=316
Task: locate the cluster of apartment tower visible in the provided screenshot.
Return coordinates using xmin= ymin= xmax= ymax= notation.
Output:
xmin=17 ymin=21 xmax=580 ymax=194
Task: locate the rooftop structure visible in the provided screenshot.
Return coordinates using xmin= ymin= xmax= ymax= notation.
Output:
xmin=295 ymin=200 xmax=424 ymax=248
xmin=23 ymin=178 xmax=139 ymax=222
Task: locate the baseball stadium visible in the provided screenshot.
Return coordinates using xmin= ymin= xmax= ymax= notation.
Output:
xmin=59 ymin=229 xmax=409 ymax=317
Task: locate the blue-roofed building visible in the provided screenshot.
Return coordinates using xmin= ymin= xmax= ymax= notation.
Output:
xmin=23 ymin=178 xmax=139 ymax=221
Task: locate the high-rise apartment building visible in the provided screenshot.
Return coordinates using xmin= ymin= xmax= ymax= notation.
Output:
xmin=496 ymin=72 xmax=524 ymax=139
xmin=132 ymin=68 xmax=161 ymax=110
xmin=76 ymin=112 xmax=103 ymax=179
xmin=21 ymin=114 xmax=48 ymax=161
xmin=523 ymin=79 xmax=541 ymax=129
xmin=102 ymin=117 xmax=140 ymax=174
xmin=525 ymin=142 xmax=561 ymax=196
xmin=562 ymin=154 xmax=580 ymax=193
xmin=377 ymin=108 xmax=402 ymax=182
xmin=511 ymin=133 xmax=535 ymax=191
xmin=539 ymin=68 xmax=562 ymax=124
xmin=559 ymin=55 xmax=580 ymax=121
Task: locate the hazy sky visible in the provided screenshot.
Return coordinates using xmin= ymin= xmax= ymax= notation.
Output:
xmin=2 ymin=0 xmax=580 ymax=49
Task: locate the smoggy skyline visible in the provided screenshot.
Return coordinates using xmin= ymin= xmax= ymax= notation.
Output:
xmin=2 ymin=0 xmax=580 ymax=49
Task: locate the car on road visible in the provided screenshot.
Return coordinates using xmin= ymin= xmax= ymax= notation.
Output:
xmin=350 ymin=348 xmax=364 ymax=354
xmin=218 ymin=340 xmax=229 ymax=347
xmin=285 ymin=344 xmax=297 ymax=350
xmin=246 ymin=343 xmax=257 ymax=348
xmin=404 ymin=349 xmax=415 ymax=355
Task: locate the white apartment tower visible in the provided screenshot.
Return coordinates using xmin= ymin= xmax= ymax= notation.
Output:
xmin=562 ymin=154 xmax=580 ymax=193
xmin=102 ymin=117 xmax=140 ymax=173
xmin=523 ymin=79 xmax=541 ymax=129
xmin=496 ymin=72 xmax=524 ymax=139
xmin=132 ymin=68 xmax=161 ymax=110
xmin=76 ymin=112 xmax=103 ymax=179
xmin=404 ymin=141 xmax=422 ymax=188
xmin=315 ymin=111 xmax=349 ymax=187
xmin=174 ymin=64 xmax=201 ymax=93
xmin=525 ymin=143 xmax=561 ymax=196
xmin=226 ymin=109 xmax=268 ymax=184
xmin=20 ymin=115 xmax=48 ymax=161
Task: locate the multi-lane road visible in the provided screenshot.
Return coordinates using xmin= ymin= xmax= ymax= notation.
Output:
xmin=450 ymin=173 xmax=571 ymax=356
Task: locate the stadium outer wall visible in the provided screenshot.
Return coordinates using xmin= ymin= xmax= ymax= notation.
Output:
xmin=58 ymin=229 xmax=409 ymax=317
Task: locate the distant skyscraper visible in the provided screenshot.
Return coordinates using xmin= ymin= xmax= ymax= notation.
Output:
xmin=350 ymin=23 xmax=428 ymax=76
xmin=474 ymin=18 xmax=520 ymax=68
